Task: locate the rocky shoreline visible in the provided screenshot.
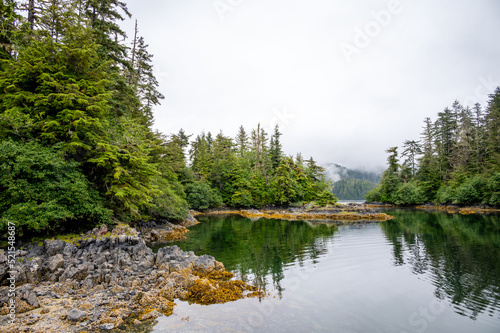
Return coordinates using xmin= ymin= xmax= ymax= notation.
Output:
xmin=0 ymin=219 xmax=261 ymax=333
xmin=0 ymin=204 xmax=398 ymax=332
xmin=198 ymin=203 xmax=395 ymax=222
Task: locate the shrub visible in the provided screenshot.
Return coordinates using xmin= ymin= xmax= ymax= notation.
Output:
xmin=486 ymin=172 xmax=500 ymax=206
xmin=185 ymin=181 xmax=224 ymax=210
xmin=365 ymin=186 xmax=382 ymax=202
xmin=435 ymin=185 xmax=455 ymax=204
xmin=0 ymin=140 xmax=111 ymax=234
xmin=452 ymin=176 xmax=486 ymax=205
xmin=315 ymin=190 xmax=338 ymax=206
xmin=230 ymin=190 xmax=254 ymax=208
xmin=150 ymin=183 xmax=189 ymax=221
xmin=395 ymin=182 xmax=426 ymax=205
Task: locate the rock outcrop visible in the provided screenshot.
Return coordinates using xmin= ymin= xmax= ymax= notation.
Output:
xmin=0 ymin=223 xmax=259 ymax=333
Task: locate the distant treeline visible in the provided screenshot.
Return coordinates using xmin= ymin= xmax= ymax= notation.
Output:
xmin=366 ymin=89 xmax=500 ymax=206
xmin=324 ymin=164 xmax=380 ymax=200
xmin=332 ymin=178 xmax=377 ymax=200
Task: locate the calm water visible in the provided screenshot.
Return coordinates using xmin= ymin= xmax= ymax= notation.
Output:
xmin=148 ymin=210 xmax=500 ymax=333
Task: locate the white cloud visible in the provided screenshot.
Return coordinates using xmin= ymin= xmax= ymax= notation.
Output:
xmin=121 ymin=0 xmax=500 ymax=170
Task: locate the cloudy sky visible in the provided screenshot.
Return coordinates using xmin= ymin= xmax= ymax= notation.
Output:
xmin=121 ymin=0 xmax=500 ymax=170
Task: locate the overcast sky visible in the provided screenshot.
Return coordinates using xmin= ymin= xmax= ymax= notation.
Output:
xmin=121 ymin=0 xmax=500 ymax=170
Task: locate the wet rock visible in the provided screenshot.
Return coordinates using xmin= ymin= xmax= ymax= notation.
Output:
xmin=140 ymin=309 xmax=160 ymax=320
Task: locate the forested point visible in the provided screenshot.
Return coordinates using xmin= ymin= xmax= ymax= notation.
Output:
xmin=366 ymin=91 xmax=500 ymax=206
xmin=0 ymin=0 xmax=336 ymax=235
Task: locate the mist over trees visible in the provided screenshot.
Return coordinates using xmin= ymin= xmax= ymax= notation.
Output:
xmin=0 ymin=0 xmax=335 ymax=235
xmin=367 ymin=90 xmax=500 ymax=206
xmin=324 ymin=163 xmax=380 ymax=200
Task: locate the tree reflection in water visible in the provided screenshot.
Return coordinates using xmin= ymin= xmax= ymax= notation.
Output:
xmin=381 ymin=209 xmax=500 ymax=320
xmin=166 ymin=214 xmax=337 ymax=297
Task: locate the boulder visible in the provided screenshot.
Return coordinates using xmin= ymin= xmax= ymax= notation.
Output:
xmin=67 ymin=308 xmax=87 ymax=321
xmin=43 ymin=239 xmax=66 ymax=256
xmin=48 ymin=254 xmax=64 ymax=272
xmin=100 ymin=323 xmax=115 ymax=330
xmin=24 ymin=292 xmax=40 ymax=308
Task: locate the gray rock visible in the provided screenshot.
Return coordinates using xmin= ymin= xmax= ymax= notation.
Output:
xmin=67 ymin=308 xmax=87 ymax=321
xmin=100 ymin=323 xmax=115 ymax=330
xmin=24 ymin=292 xmax=40 ymax=307
xmin=194 ymin=254 xmax=216 ymax=270
xmin=0 ymin=251 xmax=7 ymax=264
xmin=72 ymin=264 xmax=88 ymax=280
xmin=44 ymin=239 xmax=66 ymax=256
xmin=62 ymin=243 xmax=77 ymax=258
xmin=48 ymin=254 xmax=64 ymax=272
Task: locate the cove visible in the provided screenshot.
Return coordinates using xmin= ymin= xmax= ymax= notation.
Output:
xmin=149 ymin=210 xmax=500 ymax=333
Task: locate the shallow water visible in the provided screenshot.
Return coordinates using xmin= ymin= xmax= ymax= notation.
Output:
xmin=148 ymin=210 xmax=500 ymax=333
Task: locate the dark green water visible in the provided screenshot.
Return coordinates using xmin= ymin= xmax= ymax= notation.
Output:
xmin=149 ymin=210 xmax=500 ymax=333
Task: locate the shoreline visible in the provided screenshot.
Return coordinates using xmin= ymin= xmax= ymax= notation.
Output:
xmin=3 ymin=203 xmax=496 ymax=332
xmin=0 ymin=219 xmax=262 ymax=333
xmin=195 ymin=203 xmax=395 ymax=222
xmin=365 ymin=202 xmax=500 ymax=214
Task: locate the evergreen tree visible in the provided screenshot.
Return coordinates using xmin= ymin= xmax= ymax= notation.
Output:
xmin=377 ymin=147 xmax=402 ymax=202
xmin=235 ymin=125 xmax=249 ymax=158
xmin=369 ymin=90 xmax=500 ymax=206
xmin=189 ymin=132 xmax=212 ymax=180
xmin=129 ymin=24 xmax=164 ymax=126
xmin=0 ymin=0 xmax=20 ymax=60
xmin=83 ymin=0 xmax=130 ymax=64
xmin=269 ymin=124 xmax=283 ymax=170
xmin=401 ymin=140 xmax=421 ymax=181
xmin=484 ymin=87 xmax=500 ymax=169
xmin=471 ymin=103 xmax=486 ymax=172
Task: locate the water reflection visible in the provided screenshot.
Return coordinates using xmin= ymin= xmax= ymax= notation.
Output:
xmin=167 ymin=214 xmax=337 ymax=295
xmin=381 ymin=209 xmax=500 ymax=320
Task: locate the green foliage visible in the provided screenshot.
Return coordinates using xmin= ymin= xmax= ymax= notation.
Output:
xmin=333 ymin=178 xmax=377 ymax=200
xmin=486 ymin=172 xmax=500 ymax=206
xmin=271 ymin=157 xmax=300 ymax=205
xmin=315 ymin=190 xmax=338 ymax=206
xmin=185 ymin=182 xmax=224 ymax=210
xmin=230 ymin=190 xmax=254 ymax=208
xmin=187 ymin=125 xmax=335 ymax=208
xmin=0 ymin=140 xmax=111 ymax=233
xmin=149 ymin=181 xmax=189 ymax=221
xmin=452 ymin=176 xmax=486 ymax=205
xmin=372 ymin=89 xmax=500 ymax=206
xmin=434 ymin=185 xmax=454 ymax=204
xmin=0 ymin=1 xmax=191 ymax=234
xmin=0 ymin=1 xmax=336 ymax=235
xmin=87 ymin=118 xmax=161 ymax=219
xmin=365 ymin=186 xmax=382 ymax=202
xmin=394 ymin=182 xmax=426 ymax=205
xmin=0 ymin=28 xmax=112 ymax=149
